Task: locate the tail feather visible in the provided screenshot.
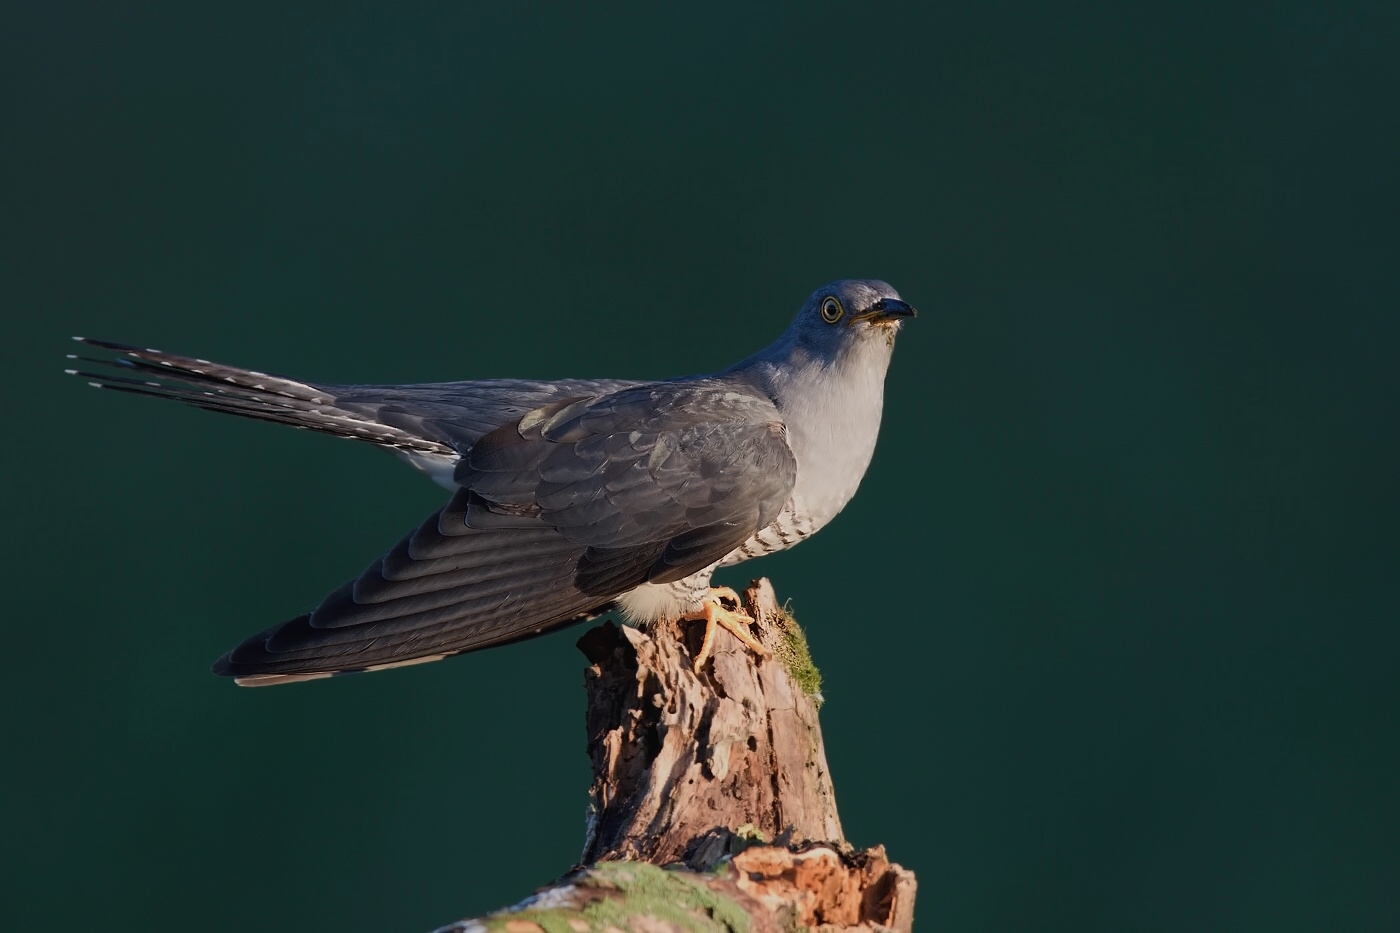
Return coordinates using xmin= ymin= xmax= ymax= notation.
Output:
xmin=69 ymin=337 xmax=456 ymax=457
xmin=68 ymin=338 xmax=652 ymax=687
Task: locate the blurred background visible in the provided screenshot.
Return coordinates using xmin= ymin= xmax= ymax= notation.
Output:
xmin=3 ymin=3 xmax=1397 ymax=931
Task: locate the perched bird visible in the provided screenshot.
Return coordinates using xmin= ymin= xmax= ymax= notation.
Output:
xmin=71 ymin=280 xmax=915 ymax=686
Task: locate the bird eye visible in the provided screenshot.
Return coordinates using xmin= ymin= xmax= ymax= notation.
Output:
xmin=820 ymin=296 xmax=844 ymax=324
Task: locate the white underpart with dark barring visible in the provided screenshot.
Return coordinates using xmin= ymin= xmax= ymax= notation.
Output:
xmin=614 ymin=501 xmax=817 ymax=626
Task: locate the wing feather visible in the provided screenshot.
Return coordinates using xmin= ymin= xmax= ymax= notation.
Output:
xmin=213 ymin=379 xmax=797 ymax=684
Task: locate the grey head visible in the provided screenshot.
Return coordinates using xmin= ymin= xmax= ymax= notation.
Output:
xmin=782 ymin=278 xmax=915 ymax=358
xmin=729 ymin=279 xmax=916 ymax=384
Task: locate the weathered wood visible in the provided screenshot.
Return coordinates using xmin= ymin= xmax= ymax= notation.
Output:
xmin=434 ymin=849 xmax=917 ymax=933
xmin=433 ymin=579 xmax=916 ymax=933
xmin=578 ymin=579 xmax=842 ymax=867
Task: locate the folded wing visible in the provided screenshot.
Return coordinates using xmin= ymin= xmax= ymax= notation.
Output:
xmin=214 ymin=379 xmax=797 ymax=685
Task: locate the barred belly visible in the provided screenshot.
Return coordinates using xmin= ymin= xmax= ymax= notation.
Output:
xmin=718 ymin=500 xmax=819 ymax=566
xmin=618 ymin=499 xmax=825 ymax=626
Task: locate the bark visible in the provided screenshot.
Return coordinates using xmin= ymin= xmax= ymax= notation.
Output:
xmin=433 ymin=579 xmax=916 ymax=933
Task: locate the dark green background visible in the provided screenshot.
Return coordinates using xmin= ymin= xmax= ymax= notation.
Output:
xmin=3 ymin=3 xmax=1397 ymax=931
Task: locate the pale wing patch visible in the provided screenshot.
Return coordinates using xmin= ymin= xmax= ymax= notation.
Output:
xmin=234 ymin=652 xmax=450 ymax=687
xmin=234 ymin=671 xmax=335 ymax=688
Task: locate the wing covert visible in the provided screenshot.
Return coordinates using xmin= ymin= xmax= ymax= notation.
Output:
xmin=457 ymin=380 xmax=797 ymax=592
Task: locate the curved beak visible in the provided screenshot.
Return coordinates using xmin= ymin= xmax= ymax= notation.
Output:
xmin=853 ymin=297 xmax=918 ymax=325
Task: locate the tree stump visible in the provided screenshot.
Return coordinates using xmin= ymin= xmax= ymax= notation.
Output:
xmin=433 ymin=579 xmax=916 ymax=933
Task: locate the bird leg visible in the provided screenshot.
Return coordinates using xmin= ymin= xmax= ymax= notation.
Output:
xmin=682 ymin=586 xmax=772 ymax=671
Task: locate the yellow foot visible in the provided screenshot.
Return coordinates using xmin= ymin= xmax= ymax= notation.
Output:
xmin=681 ymin=586 xmax=772 ymax=672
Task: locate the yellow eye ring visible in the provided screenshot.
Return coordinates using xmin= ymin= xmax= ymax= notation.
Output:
xmin=820 ymin=296 xmax=844 ymax=324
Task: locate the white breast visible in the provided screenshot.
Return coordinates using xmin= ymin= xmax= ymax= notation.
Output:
xmin=721 ymin=339 xmax=890 ymax=565
xmin=615 ymin=322 xmax=901 ymax=620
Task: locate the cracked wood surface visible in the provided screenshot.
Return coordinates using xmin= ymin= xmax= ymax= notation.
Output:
xmin=578 ymin=579 xmax=843 ymax=866
xmin=434 ymin=579 xmax=916 ymax=933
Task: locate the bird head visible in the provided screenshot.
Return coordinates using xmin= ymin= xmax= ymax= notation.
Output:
xmin=787 ymin=279 xmax=916 ymax=362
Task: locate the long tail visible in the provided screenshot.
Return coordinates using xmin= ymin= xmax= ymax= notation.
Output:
xmin=67 ymin=338 xmax=456 ymax=457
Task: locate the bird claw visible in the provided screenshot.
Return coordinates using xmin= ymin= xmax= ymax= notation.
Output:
xmin=683 ymin=586 xmax=772 ymax=671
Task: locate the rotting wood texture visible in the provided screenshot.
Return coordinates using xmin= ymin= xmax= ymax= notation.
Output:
xmin=434 ymin=579 xmax=916 ymax=933
xmin=578 ymin=578 xmax=843 ymax=866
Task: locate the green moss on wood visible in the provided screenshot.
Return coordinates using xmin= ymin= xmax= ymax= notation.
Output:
xmin=581 ymin=863 xmax=750 ymax=933
xmin=484 ymin=863 xmax=750 ymax=933
xmin=482 ymin=911 xmax=581 ymax=933
xmin=771 ymin=603 xmax=823 ymax=704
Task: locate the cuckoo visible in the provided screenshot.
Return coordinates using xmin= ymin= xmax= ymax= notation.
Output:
xmin=70 ymin=280 xmax=915 ymax=685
